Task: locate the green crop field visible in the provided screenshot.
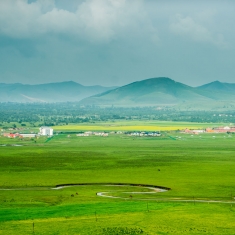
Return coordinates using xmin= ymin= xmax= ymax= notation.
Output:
xmin=0 ymin=129 xmax=235 ymax=234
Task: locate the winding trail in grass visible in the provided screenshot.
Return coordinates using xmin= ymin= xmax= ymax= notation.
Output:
xmin=1 ymin=183 xmax=235 ymax=204
xmin=53 ymin=183 xmax=235 ymax=204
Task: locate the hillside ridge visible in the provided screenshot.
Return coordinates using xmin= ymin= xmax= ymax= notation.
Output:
xmin=79 ymin=77 xmax=235 ymax=108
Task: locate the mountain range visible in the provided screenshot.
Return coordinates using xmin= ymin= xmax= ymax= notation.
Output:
xmin=1 ymin=77 xmax=235 ymax=110
xmin=79 ymin=77 xmax=235 ymax=109
xmin=0 ymin=81 xmax=117 ymax=103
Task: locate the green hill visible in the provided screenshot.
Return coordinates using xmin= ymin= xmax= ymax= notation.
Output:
xmin=198 ymin=81 xmax=235 ymax=93
xmin=2 ymin=78 xmax=235 ymax=109
xmin=79 ymin=77 xmax=211 ymax=106
xmin=0 ymin=81 xmax=116 ymax=102
xmin=79 ymin=77 xmax=235 ymax=109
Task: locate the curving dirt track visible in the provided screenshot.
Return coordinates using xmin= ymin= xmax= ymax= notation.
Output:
xmin=46 ymin=183 xmax=235 ymax=204
xmin=1 ymin=183 xmax=235 ymax=204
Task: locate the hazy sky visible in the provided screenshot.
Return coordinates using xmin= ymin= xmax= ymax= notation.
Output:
xmin=0 ymin=0 xmax=235 ymax=87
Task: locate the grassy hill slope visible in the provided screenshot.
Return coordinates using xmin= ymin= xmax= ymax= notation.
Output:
xmin=79 ymin=77 xmax=215 ymax=107
xmin=0 ymin=81 xmax=116 ymax=102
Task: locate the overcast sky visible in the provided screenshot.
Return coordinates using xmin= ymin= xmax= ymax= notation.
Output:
xmin=0 ymin=0 xmax=235 ymax=87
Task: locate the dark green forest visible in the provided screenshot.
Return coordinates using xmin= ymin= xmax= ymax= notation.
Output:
xmin=0 ymin=103 xmax=234 ymax=128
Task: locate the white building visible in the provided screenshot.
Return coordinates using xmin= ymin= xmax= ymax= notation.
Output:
xmin=192 ymin=130 xmax=205 ymax=134
xmin=39 ymin=126 xmax=53 ymax=136
xmin=20 ymin=134 xmax=36 ymax=138
xmin=76 ymin=133 xmax=90 ymax=137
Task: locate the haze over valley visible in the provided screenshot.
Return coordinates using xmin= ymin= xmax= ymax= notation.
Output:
xmin=0 ymin=81 xmax=116 ymax=103
xmin=1 ymin=77 xmax=235 ymax=110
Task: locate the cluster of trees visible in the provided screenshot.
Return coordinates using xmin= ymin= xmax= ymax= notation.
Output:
xmin=0 ymin=103 xmax=234 ymax=126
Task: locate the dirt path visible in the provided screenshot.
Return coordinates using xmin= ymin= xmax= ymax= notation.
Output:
xmin=1 ymin=183 xmax=234 ymax=204
xmin=95 ymin=186 xmax=235 ymax=204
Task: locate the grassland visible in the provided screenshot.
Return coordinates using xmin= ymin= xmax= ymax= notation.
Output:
xmin=0 ymin=128 xmax=235 ymax=234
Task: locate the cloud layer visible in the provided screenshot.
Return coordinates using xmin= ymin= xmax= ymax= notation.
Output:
xmin=170 ymin=14 xmax=226 ymax=47
xmin=0 ymin=0 xmax=234 ymax=86
xmin=0 ymin=0 xmax=155 ymax=42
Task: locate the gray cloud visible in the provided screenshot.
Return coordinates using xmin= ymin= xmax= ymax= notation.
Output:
xmin=0 ymin=0 xmax=157 ymax=42
xmin=170 ymin=14 xmax=226 ymax=48
xmin=0 ymin=0 xmax=235 ymax=87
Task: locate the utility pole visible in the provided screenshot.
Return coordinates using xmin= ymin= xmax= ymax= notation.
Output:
xmin=95 ymin=211 xmax=97 ymax=222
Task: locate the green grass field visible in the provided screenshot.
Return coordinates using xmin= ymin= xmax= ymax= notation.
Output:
xmin=0 ymin=129 xmax=235 ymax=234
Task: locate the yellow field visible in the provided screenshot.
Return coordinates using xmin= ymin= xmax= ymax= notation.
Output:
xmin=53 ymin=121 xmax=223 ymax=131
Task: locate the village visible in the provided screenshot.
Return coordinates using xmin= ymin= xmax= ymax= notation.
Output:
xmin=1 ymin=125 xmax=235 ymax=140
xmin=75 ymin=131 xmax=161 ymax=137
xmin=183 ymin=126 xmax=235 ymax=134
xmin=1 ymin=126 xmax=53 ymax=139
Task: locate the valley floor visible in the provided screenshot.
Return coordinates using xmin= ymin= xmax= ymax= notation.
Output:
xmin=0 ymin=128 xmax=235 ymax=234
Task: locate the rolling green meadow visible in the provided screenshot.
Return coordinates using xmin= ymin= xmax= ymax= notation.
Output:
xmin=1 ymin=123 xmax=235 ymax=234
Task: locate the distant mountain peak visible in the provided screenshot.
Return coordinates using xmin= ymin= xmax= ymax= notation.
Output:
xmin=0 ymin=81 xmax=116 ymax=102
xmin=61 ymin=81 xmax=78 ymax=84
xmin=140 ymin=77 xmax=174 ymax=83
xmin=79 ymin=76 xmax=210 ymax=106
xmin=198 ymin=80 xmax=235 ymax=94
xmin=39 ymin=81 xmax=81 ymax=86
xmin=209 ymin=80 xmax=223 ymax=85
xmin=198 ymin=80 xmax=224 ymax=90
